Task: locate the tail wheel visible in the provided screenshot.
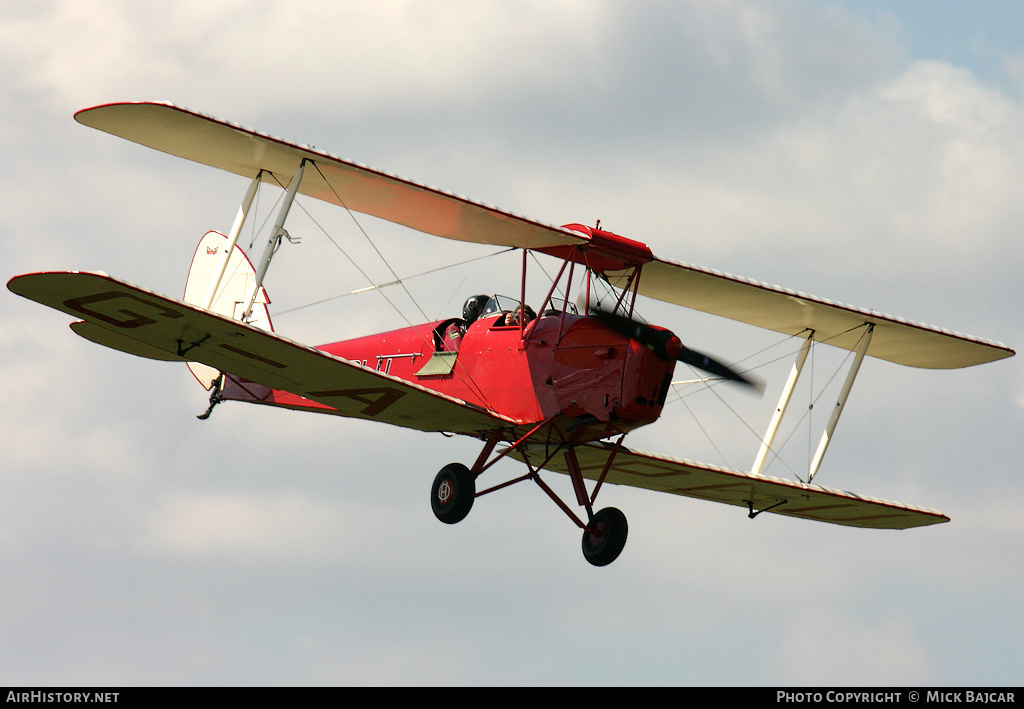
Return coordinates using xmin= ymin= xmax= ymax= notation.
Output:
xmin=581 ymin=507 xmax=628 ymax=566
xmin=431 ymin=463 xmax=475 ymax=524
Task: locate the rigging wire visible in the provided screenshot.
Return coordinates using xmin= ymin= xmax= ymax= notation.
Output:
xmin=752 ymin=329 xmax=865 ymax=481
xmin=663 ymin=325 xmax=868 ymax=480
xmin=675 ymin=386 xmax=733 ymax=470
xmin=527 ymin=250 xmax=572 ymax=309
xmin=310 ymin=162 xmax=431 ymax=324
xmin=436 ymin=275 xmax=470 ymax=321
xmin=254 ymin=165 xmax=526 ymax=414
xmin=286 ymin=190 xmax=505 ymax=412
xmin=257 ymin=171 xmax=418 ymax=328
xmin=270 ymin=247 xmax=515 ymax=318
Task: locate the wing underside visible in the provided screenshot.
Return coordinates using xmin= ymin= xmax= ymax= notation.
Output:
xmin=7 ymin=271 xmax=514 ymax=434
xmin=515 ymin=441 xmax=949 ymax=530
xmin=607 ymin=259 xmax=1014 ymax=369
xmin=75 ymin=101 xmax=585 ymax=253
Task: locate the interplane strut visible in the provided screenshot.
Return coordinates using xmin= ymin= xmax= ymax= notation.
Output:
xmin=750 ymin=324 xmax=876 ymax=482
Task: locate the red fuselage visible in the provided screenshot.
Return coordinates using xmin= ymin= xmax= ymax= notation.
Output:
xmin=226 ymin=311 xmax=677 ymax=443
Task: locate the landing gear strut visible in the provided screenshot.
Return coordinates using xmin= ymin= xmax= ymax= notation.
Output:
xmin=429 ymin=426 xmax=631 ymax=566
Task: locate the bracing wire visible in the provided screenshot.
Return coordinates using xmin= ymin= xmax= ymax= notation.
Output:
xmin=310 ymin=162 xmax=432 ymax=324
xmin=255 ymin=166 xmax=420 ymax=327
xmin=675 ymin=389 xmax=734 ymax=470
xmin=527 ymin=251 xmax=570 ymax=307
xmin=269 ymin=183 xmax=419 ymax=327
xmin=663 ymin=325 xmax=869 ymax=478
xmin=271 ymin=247 xmax=514 ymax=318
xmin=251 ymin=164 xmax=520 ymax=414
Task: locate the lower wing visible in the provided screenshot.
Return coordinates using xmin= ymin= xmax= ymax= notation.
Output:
xmin=517 ymin=441 xmax=948 ymax=529
xmin=8 ymin=271 xmax=514 ymax=434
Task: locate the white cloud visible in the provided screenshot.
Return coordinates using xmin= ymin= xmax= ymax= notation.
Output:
xmin=774 ymin=611 xmax=934 ymax=685
xmin=140 ymin=491 xmax=358 ymax=563
xmin=614 ymin=59 xmax=1024 ymax=282
xmin=0 ymin=0 xmax=612 ymax=116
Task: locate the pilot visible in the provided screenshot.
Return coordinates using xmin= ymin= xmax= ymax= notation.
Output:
xmin=462 ymin=294 xmax=491 ymax=325
xmin=442 ymin=294 xmax=491 ymax=351
xmin=503 ymin=304 xmax=536 ymax=327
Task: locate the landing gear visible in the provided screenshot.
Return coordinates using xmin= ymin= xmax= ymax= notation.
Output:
xmin=430 ymin=463 xmax=475 ymax=524
xmin=581 ymin=507 xmax=628 ymax=567
xmin=429 ymin=427 xmax=631 ymax=565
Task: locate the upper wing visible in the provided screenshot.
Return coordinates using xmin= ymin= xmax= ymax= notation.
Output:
xmin=75 ymin=101 xmax=586 ymax=252
xmin=518 ymin=441 xmax=949 ymax=530
xmin=606 ymin=258 xmax=1015 ymax=369
xmin=75 ymin=101 xmax=1013 ymax=370
xmin=7 ymin=271 xmax=515 ymax=434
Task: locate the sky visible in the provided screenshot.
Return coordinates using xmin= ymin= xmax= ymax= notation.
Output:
xmin=1 ymin=0 xmax=1022 ymax=687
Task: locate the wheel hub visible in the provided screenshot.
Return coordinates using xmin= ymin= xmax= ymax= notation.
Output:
xmin=437 ymin=479 xmax=453 ymax=506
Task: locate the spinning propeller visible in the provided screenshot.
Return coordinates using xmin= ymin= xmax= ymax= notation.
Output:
xmin=591 ymin=308 xmax=764 ymax=393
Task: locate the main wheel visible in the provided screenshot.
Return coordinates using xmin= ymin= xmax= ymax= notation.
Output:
xmin=581 ymin=507 xmax=628 ymax=566
xmin=431 ymin=463 xmax=475 ymax=524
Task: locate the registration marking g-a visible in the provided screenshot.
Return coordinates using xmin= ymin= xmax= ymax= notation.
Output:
xmin=64 ymin=291 xmax=184 ymax=328
xmin=308 ymin=387 xmax=407 ymax=416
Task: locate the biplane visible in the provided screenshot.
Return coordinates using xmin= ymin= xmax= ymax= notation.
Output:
xmin=8 ymin=102 xmax=1015 ymax=566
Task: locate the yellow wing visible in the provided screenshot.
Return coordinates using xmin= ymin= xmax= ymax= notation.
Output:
xmin=606 ymin=258 xmax=1014 ymax=369
xmin=8 ymin=271 xmax=515 ymax=434
xmin=516 ymin=441 xmax=949 ymax=530
xmin=75 ymin=101 xmax=584 ymax=252
xmin=76 ymin=101 xmax=1013 ymax=370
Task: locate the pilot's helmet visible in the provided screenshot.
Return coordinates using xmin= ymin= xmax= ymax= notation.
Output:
xmin=462 ymin=294 xmax=491 ymax=324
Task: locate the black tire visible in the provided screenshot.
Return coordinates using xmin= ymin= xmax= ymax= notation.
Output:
xmin=581 ymin=507 xmax=628 ymax=566
xmin=431 ymin=463 xmax=475 ymax=524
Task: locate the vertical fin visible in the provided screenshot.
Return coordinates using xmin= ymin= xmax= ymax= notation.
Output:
xmin=183 ymin=230 xmax=273 ymax=389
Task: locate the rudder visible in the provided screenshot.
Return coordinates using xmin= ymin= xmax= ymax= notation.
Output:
xmin=184 ymin=230 xmax=272 ymax=389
